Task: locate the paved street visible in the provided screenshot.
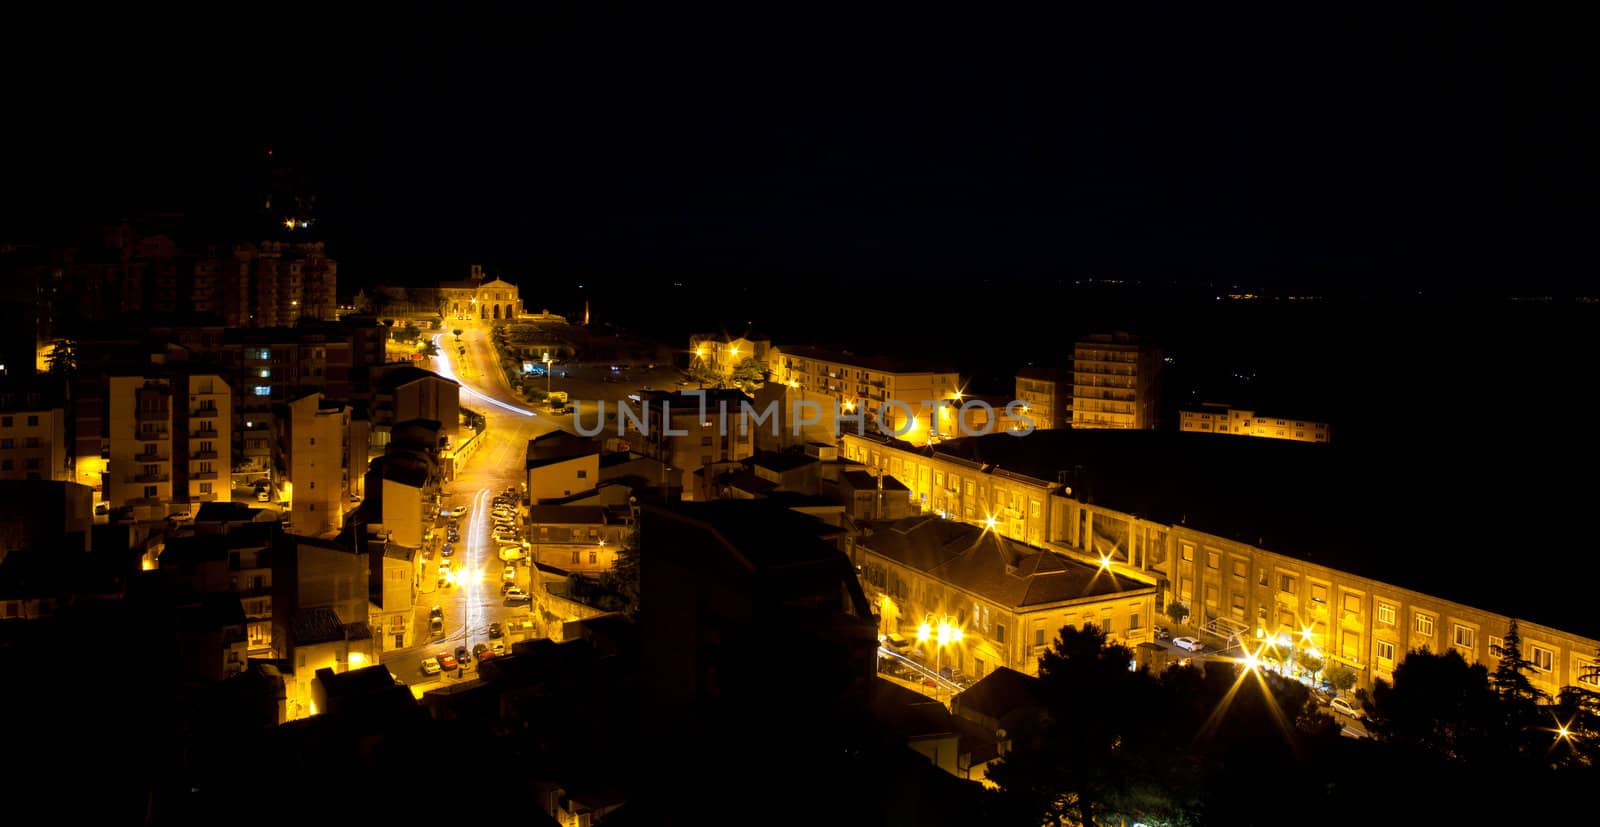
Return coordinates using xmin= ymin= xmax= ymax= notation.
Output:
xmin=382 ymin=326 xmax=562 ymax=685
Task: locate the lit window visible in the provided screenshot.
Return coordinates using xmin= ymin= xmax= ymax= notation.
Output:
xmin=1279 ymin=574 xmax=1296 ymax=593
xmin=1376 ymin=640 xmax=1396 ymax=663
xmin=1414 ymin=613 xmax=1434 ymax=637
xmin=1206 ymin=550 xmax=1220 ymax=569
xmin=259 ymin=369 xmax=270 ymax=378
xmin=253 ymin=386 xmax=271 ymax=397
xmin=1452 ymin=624 xmax=1476 ymax=649
xmin=1579 ymin=662 xmax=1600 ymax=689
xmin=1310 ymin=584 xmax=1327 ymax=603
xmin=1530 ymin=646 xmax=1554 ymax=672
xmin=1489 ymin=635 xmax=1505 ymax=657
xmin=1377 ymin=603 xmax=1396 ymax=625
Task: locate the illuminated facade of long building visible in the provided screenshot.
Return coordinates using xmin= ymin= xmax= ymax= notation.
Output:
xmin=840 ymin=430 xmax=1600 ymax=696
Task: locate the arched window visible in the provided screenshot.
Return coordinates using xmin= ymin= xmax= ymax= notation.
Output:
xmin=493 ymin=305 xmax=501 ymax=320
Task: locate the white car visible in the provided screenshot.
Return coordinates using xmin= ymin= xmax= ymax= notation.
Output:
xmin=503 ymin=564 xmax=517 ymax=582
xmin=505 ymin=586 xmax=531 ymax=603
xmin=1172 ymin=636 xmax=1205 ymax=652
xmin=1329 ymin=697 xmax=1363 ymax=719
xmin=449 ymin=505 xmax=469 ymax=517
xmin=420 ymin=657 xmax=442 ymax=676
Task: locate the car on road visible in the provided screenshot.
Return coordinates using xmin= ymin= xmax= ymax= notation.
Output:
xmin=505 ymin=586 xmax=531 ymax=603
xmin=437 ymin=653 xmax=458 ymax=670
xmin=429 ymin=616 xmax=444 ymax=636
xmin=439 ymin=559 xmax=452 ymax=572
xmin=487 ymin=622 xmax=503 ymax=638
xmin=1329 ymin=697 xmax=1363 ymax=719
xmin=1155 ymin=626 xmax=1172 ymax=641
xmin=449 ymin=505 xmax=469 ymax=517
xmin=473 ymin=643 xmax=492 ymax=662
xmin=1173 ymin=636 xmax=1205 ymax=652
xmin=441 ymin=544 xmax=454 ymax=557
xmin=420 ymin=657 xmax=442 ymax=676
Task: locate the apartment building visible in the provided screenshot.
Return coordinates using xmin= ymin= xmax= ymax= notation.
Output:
xmin=1071 ymin=332 xmax=1162 ymax=430
xmin=851 ymin=516 xmax=1156 ymax=681
xmin=370 ymin=365 xmax=460 ymax=454
xmin=769 ymin=346 xmax=959 ymax=443
xmin=1179 ymin=403 xmax=1331 ymax=443
xmin=689 ymin=333 xmax=773 ymax=383
xmin=0 ymin=378 xmax=69 ymax=481
xmin=225 ymin=326 xmax=356 ymax=473
xmin=278 ymin=392 xmax=354 ymax=537
xmin=526 ymin=430 xmax=601 ymax=504
xmin=840 ymin=428 xmax=1600 ymax=695
xmin=1013 ymin=367 xmax=1070 ymax=431
xmin=104 ymin=371 xmax=231 ymax=517
xmin=527 ymin=506 xmax=634 ymax=573
xmin=635 ymin=389 xmax=758 ymax=496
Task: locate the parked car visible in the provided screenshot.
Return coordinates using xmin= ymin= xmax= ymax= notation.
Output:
xmin=1329 ymin=697 xmax=1363 ymax=719
xmin=472 ymin=643 xmax=491 ymax=661
xmin=1173 ymin=636 xmax=1205 ymax=652
xmin=450 ymin=505 xmax=469 ymax=517
xmin=420 ymin=657 xmax=442 ymax=676
xmin=437 ymin=653 xmax=458 ymax=670
xmin=487 ymin=622 xmax=503 ymax=639
xmin=1155 ymin=626 xmax=1172 ymax=641
xmin=503 ymin=564 xmax=517 ymax=582
xmin=505 ymin=586 xmax=531 ymax=603
xmin=440 ymin=545 xmax=454 ymax=557
xmin=455 ymin=646 xmax=471 ymax=666
xmin=491 ymin=641 xmax=505 ymax=656
xmin=439 ymin=559 xmax=452 ymax=572
xmin=257 ymin=489 xmax=271 ymax=502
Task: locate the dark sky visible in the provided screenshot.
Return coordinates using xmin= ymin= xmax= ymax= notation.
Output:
xmin=7 ymin=3 xmax=1596 ymax=294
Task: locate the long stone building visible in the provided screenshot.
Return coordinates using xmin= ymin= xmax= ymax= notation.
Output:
xmin=841 ymin=429 xmax=1600 ymax=695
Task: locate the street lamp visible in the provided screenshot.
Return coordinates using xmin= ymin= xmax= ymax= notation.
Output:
xmin=916 ymin=614 xmax=964 ymax=688
xmin=542 ymin=351 xmax=552 ymax=403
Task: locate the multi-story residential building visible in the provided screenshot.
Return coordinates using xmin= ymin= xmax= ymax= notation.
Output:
xmin=271 ymin=533 xmax=375 ymax=719
xmin=363 ymin=426 xmax=442 ymax=550
xmin=850 ymin=516 xmax=1156 ymax=682
xmin=768 ymin=346 xmax=960 ymax=444
xmin=104 ymin=371 xmax=231 ymax=517
xmin=1179 ymin=403 xmax=1331 ymax=443
xmin=0 ymin=377 xmax=69 ymax=481
xmin=159 ymin=522 xmax=277 ymax=656
xmin=632 ymin=389 xmax=758 ymax=496
xmin=369 ymin=537 xmax=418 ymax=653
xmin=526 ymin=430 xmax=601 ymax=504
xmin=370 ymin=364 xmax=460 ymax=454
xmin=0 ymin=480 xmax=94 ymax=556
xmin=689 ymin=333 xmax=773 ymax=384
xmin=527 ymin=506 xmax=633 ymax=573
xmin=1013 ymin=367 xmax=1070 ymax=431
xmin=841 ymin=428 xmax=1600 ymax=695
xmin=278 ymin=392 xmax=355 ymax=537
xmin=223 ymin=324 xmax=356 ymax=473
xmin=1071 ymin=332 xmax=1162 ymax=430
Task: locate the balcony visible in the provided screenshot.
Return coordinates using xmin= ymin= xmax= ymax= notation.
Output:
xmin=192 ymin=407 xmax=219 ymax=419
xmin=136 ymin=409 xmax=168 ymax=422
xmin=133 ymin=451 xmax=168 ymax=463
xmin=192 ymin=427 xmax=219 ymax=439
xmin=191 ymin=471 xmax=218 ymax=481
xmin=133 ymin=472 xmax=170 ymax=483
xmin=192 ymin=450 xmax=218 ymax=460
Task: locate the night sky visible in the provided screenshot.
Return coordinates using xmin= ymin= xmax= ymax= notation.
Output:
xmin=8 ymin=3 xmax=1595 ymax=297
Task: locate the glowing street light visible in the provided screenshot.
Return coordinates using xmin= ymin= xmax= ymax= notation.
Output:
xmin=983 ymin=514 xmax=998 ymax=531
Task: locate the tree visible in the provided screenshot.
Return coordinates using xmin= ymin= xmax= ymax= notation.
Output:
xmin=45 ymin=340 xmax=76 ymax=378
xmin=1491 ymin=620 xmax=1546 ymax=708
xmin=599 ymin=542 xmax=640 ymax=617
xmin=1296 ymin=650 xmax=1325 ymax=682
xmin=730 ymin=356 xmax=767 ymax=391
xmin=1367 ymin=648 xmax=1500 ymax=760
xmin=1163 ymin=601 xmax=1189 ymax=627
xmin=398 ymin=321 xmax=421 ymax=343
xmin=1323 ymin=662 xmax=1358 ymax=694
xmin=452 ymin=327 xmax=464 ymax=342
xmin=418 ymin=340 xmax=439 ymax=357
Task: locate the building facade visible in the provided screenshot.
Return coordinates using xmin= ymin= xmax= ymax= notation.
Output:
xmin=1013 ymin=367 xmax=1070 ymax=431
xmin=0 ymin=380 xmax=69 ymax=481
xmin=840 ymin=431 xmax=1600 ymax=695
xmin=635 ymin=389 xmax=757 ymax=496
xmin=280 ymin=393 xmax=353 ymax=537
xmin=105 ymin=372 xmax=232 ymax=516
xmin=689 ymin=334 xmax=773 ymax=384
xmin=1071 ymin=332 xmax=1162 ymax=430
xmin=440 ymin=265 xmax=524 ymax=323
xmin=1179 ymin=403 xmax=1332 ymax=443
xmin=769 ymin=346 xmax=959 ymax=443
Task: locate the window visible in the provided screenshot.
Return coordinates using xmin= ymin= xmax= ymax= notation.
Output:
xmin=26 ymin=415 xmax=37 ymax=427
xmin=1343 ymin=593 xmax=1361 ymax=614
xmin=1376 ymin=640 xmax=1396 ymax=663
xmin=0 ymin=416 xmax=9 ymax=427
xmin=1530 ymin=646 xmax=1554 ymax=672
xmin=1230 ymin=593 xmax=1246 ymax=619
xmin=933 ymin=471 xmax=943 ymax=486
xmin=1310 ymin=584 xmax=1327 ymax=603
xmin=0 ymin=460 xmax=10 ymax=471
xmin=144 ymin=485 xmax=157 ymax=498
xmin=200 ymin=483 xmax=212 ymax=494
xmin=1129 ymin=612 xmax=1140 ymax=631
xmin=1453 ymin=625 xmax=1475 ymax=649
xmin=700 ymin=435 xmax=712 ymax=446
xmin=1489 ymin=635 xmax=1505 ymax=657
xmin=1034 ymin=629 xmax=1045 ymax=647
xmin=1378 ymin=603 xmax=1396 ymax=625
xmin=1030 ymin=500 xmax=1041 ymax=519
xmin=308 ymin=437 xmax=315 ymax=446
xmin=1258 ymin=569 xmax=1268 ymax=587
xmin=0 ymin=439 xmax=10 ymax=450
xmin=1579 ymin=662 xmax=1600 ymax=689
xmin=308 ymin=481 xmax=315 ymax=489
xmin=1414 ymin=613 xmax=1434 ymax=637
xmin=1206 ymin=550 xmax=1220 ymax=569
xmin=588 ymin=550 xmax=598 ymax=564
xmin=995 ymin=624 xmax=1006 ymax=643
xmin=571 ymin=551 xmax=580 ymax=564
xmin=253 ymin=386 xmax=270 ymax=396
xmin=1232 ymin=560 xmax=1248 ymax=578
xmin=1279 ymin=574 xmax=1296 ymax=593
xmin=1181 ymin=544 xmax=1194 ymax=562
xmin=576 ymin=470 xmax=587 ymax=479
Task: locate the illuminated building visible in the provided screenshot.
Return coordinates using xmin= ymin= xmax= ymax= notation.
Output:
xmin=439 ymin=264 xmax=524 ymax=322
xmin=769 ymin=345 xmax=959 ymax=442
xmin=851 ymin=516 xmax=1156 ymax=681
xmin=0 ymin=377 xmax=69 ymax=481
xmin=842 ymin=428 xmax=1600 ymax=693
xmin=525 ymin=430 xmax=601 ymax=504
xmin=688 ymin=333 xmax=773 ymax=383
xmin=104 ymin=371 xmax=232 ymax=518
xmin=1071 ymin=332 xmax=1162 ymax=430
xmin=636 ymin=389 xmax=757 ymax=496
xmin=1013 ymin=366 xmax=1070 ymax=431
xmin=1180 ymin=402 xmax=1331 ymax=443
xmin=277 ymin=392 xmax=354 ymax=537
